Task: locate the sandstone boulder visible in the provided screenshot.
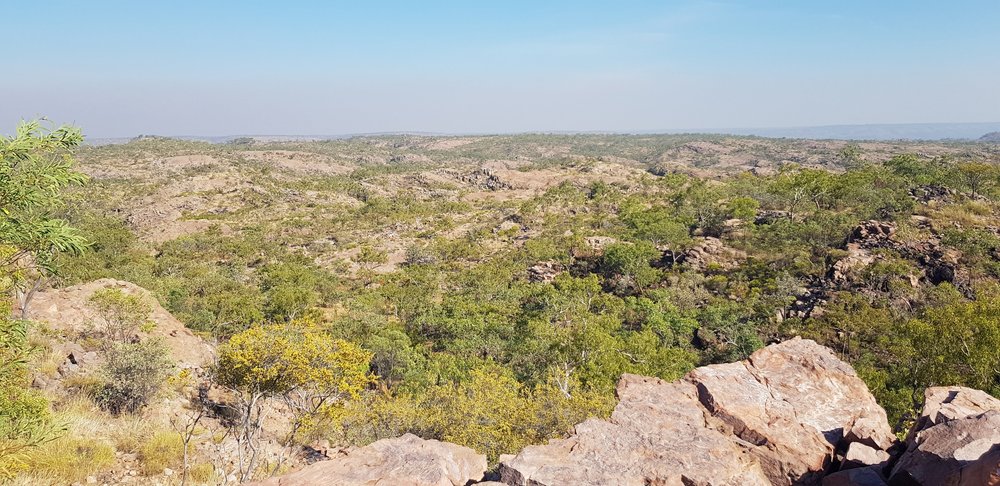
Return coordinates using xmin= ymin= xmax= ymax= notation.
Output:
xmin=500 ymin=375 xmax=770 ymax=485
xmin=848 ymin=221 xmax=896 ymax=245
xmin=890 ymin=387 xmax=1000 ymax=485
xmin=841 ymin=442 xmax=890 ymax=470
xmin=911 ymin=386 xmax=1000 ymax=436
xmin=822 ymin=467 xmax=888 ymax=486
xmin=829 ymin=244 xmax=877 ymax=287
xmin=500 ymin=338 xmax=893 ymax=486
xmin=689 ymin=338 xmax=895 ymax=485
xmin=890 ymin=411 xmax=1000 ymax=485
xmin=252 ymin=434 xmax=486 ymax=486
xmin=527 ymin=261 xmax=564 ymax=283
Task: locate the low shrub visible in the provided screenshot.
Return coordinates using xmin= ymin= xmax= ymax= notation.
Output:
xmin=93 ymin=339 xmax=172 ymax=415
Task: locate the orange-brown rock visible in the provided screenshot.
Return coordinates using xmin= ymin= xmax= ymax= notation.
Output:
xmin=500 ymin=338 xmax=893 ymax=486
xmin=890 ymin=387 xmax=1000 ymax=485
xmin=252 ymin=434 xmax=486 ymax=486
xmin=499 ymin=376 xmax=770 ymax=485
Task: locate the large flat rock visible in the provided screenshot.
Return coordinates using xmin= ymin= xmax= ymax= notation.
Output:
xmin=500 ymin=338 xmax=893 ymax=486
xmin=253 ymin=433 xmax=487 ymax=486
xmin=500 ymin=377 xmax=770 ymax=485
xmin=690 ymin=338 xmax=895 ymax=485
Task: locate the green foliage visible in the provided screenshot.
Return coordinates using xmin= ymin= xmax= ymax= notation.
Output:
xmin=621 ymin=203 xmax=691 ymax=248
xmin=726 ymin=196 xmax=760 ymax=220
xmin=89 ymin=288 xmax=153 ymax=343
xmin=54 ymin=211 xmax=154 ymax=286
xmin=0 ymin=120 xmax=88 ymax=477
xmin=260 ymin=262 xmax=327 ymax=322
xmin=601 ymin=242 xmax=662 ymax=292
xmin=905 ymin=286 xmax=1000 ymax=395
xmin=94 ymin=339 xmax=172 ymax=415
xmin=957 ymin=161 xmax=998 ymax=198
xmin=0 ymin=317 xmax=59 ymax=478
xmin=0 ymin=121 xmax=88 ymax=272
xmin=336 ymin=366 xmax=614 ymax=463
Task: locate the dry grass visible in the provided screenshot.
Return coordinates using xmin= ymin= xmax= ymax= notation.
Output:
xmin=138 ymin=431 xmax=184 ymax=475
xmin=188 ymin=462 xmax=217 ymax=483
xmin=20 ymin=436 xmax=115 ymax=485
xmin=12 ymin=395 xmax=189 ymax=483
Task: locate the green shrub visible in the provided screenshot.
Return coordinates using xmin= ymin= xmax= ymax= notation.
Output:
xmin=94 ymin=339 xmax=172 ymax=415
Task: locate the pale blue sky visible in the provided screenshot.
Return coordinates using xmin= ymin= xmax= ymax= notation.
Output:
xmin=4 ymin=1 xmax=999 ymax=137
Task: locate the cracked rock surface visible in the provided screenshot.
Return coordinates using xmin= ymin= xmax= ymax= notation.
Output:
xmin=501 ymin=338 xmax=895 ymax=486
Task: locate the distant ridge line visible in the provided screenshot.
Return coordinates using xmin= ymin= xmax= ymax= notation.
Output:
xmin=85 ymin=121 xmax=1000 ymax=145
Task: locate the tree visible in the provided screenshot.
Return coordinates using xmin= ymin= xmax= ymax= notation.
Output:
xmin=1 ymin=121 xmax=87 ymax=317
xmin=214 ymin=319 xmax=372 ymax=481
xmin=726 ymin=196 xmax=760 ymax=221
xmin=354 ymin=245 xmax=388 ymax=272
xmin=957 ymin=162 xmax=997 ymax=199
xmin=601 ymin=242 xmax=661 ymax=292
xmin=260 ymin=262 xmax=323 ymax=322
xmin=89 ymin=287 xmax=153 ymax=344
xmin=839 ymin=143 xmax=864 ymax=166
xmin=0 ymin=121 xmax=85 ymax=476
xmin=620 ymin=204 xmax=691 ymax=262
xmin=0 ymin=309 xmax=61 ymax=478
xmin=771 ymin=166 xmax=835 ymax=215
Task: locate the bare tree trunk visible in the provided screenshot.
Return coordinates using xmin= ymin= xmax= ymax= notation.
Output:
xmin=16 ymin=276 xmax=45 ymax=319
xmin=172 ymin=409 xmax=204 ymax=486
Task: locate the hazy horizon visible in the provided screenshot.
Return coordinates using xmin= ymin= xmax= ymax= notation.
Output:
xmin=5 ymin=1 xmax=1000 ymax=138
xmin=79 ymin=121 xmax=1000 ymax=145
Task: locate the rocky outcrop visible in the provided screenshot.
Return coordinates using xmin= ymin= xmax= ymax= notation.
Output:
xmin=980 ymin=131 xmax=1000 ymax=142
xmin=690 ymin=339 xmax=895 ymax=484
xmin=254 ymin=342 xmax=1000 ymax=486
xmin=889 ymin=387 xmax=1000 ymax=485
xmin=251 ymin=434 xmax=487 ymax=486
xmin=910 ymin=386 xmax=1000 ymax=436
xmin=500 ymin=338 xmax=893 ymax=486
xmin=823 ymin=220 xmax=965 ymax=301
xmin=500 ymin=376 xmax=771 ymax=485
xmin=463 ymin=167 xmax=512 ymax=191
xmin=679 ymin=236 xmax=747 ymax=271
xmin=527 ymin=261 xmax=564 ymax=283
xmin=909 ymin=185 xmax=955 ymax=204
xmin=829 ymin=244 xmax=878 ymax=287
xmin=26 ymin=279 xmax=213 ymax=369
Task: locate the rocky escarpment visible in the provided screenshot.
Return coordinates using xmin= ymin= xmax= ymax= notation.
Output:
xmin=255 ymin=339 xmax=1000 ymax=485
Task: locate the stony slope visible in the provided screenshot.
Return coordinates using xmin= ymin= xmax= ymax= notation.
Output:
xmin=26 ymin=278 xmax=213 ymax=369
xmin=258 ymin=338 xmax=1000 ymax=486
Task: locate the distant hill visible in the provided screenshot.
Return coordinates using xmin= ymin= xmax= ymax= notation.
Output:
xmin=710 ymin=122 xmax=1000 ymax=141
xmin=980 ymin=131 xmax=1000 ymax=142
xmin=85 ymin=122 xmax=1000 ymax=145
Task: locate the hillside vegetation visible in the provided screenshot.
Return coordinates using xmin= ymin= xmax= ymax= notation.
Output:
xmin=4 ymin=124 xmax=1000 ymax=483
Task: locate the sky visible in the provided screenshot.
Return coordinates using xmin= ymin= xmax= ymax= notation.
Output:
xmin=3 ymin=1 xmax=1000 ymax=138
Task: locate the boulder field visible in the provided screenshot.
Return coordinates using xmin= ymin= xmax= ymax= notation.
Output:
xmin=254 ymin=338 xmax=1000 ymax=485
